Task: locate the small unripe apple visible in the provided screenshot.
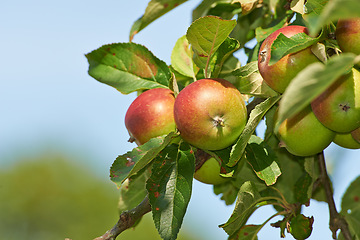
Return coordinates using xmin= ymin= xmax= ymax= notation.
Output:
xmin=193 ymin=150 xmax=229 ymax=185
xmin=336 ymin=18 xmax=360 ymax=56
xmin=125 ymin=88 xmax=176 ymax=145
xmin=351 ymin=127 xmax=360 ymax=143
xmin=289 ymin=214 xmax=314 ymax=240
xmin=311 ymin=68 xmax=360 ymax=133
xmin=333 ymin=132 xmax=360 ymax=149
xmin=173 ymin=78 xmax=247 ymax=150
xmin=276 ymin=106 xmax=335 ymax=156
xmin=258 ymin=25 xmax=319 ymax=93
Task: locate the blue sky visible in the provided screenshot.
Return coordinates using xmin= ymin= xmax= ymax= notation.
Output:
xmin=1 ymin=1 xmax=359 ymax=239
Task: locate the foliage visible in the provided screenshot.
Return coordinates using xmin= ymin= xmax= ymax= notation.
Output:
xmin=86 ymin=0 xmax=360 ymax=239
xmin=0 ymin=153 xmax=200 ymax=240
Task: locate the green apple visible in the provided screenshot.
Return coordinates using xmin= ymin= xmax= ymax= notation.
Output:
xmin=351 ymin=127 xmax=360 ymax=143
xmin=258 ymin=25 xmax=319 ymax=93
xmin=311 ymin=67 xmax=360 ymax=133
xmin=173 ymin=78 xmax=247 ymax=150
xmin=125 ymin=88 xmax=176 ymax=145
xmin=194 ymin=150 xmax=230 ymax=185
xmin=333 ymin=132 xmax=360 ymax=149
xmin=336 ymin=18 xmax=360 ymax=56
xmin=276 ymin=106 xmax=335 ymax=156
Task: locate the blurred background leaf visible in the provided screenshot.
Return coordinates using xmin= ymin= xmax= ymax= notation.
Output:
xmin=0 ymin=152 xmax=202 ymax=240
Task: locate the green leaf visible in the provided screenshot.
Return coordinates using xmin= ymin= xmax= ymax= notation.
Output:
xmin=340 ymin=176 xmax=360 ymax=239
xmin=86 ymin=42 xmax=171 ymax=94
xmin=276 ymin=53 xmax=356 ymax=129
xmin=339 ymin=209 xmax=360 ymax=240
xmin=233 ymin=61 xmax=279 ymax=98
xmin=245 ymin=135 xmax=281 ymax=186
xmin=213 ymin=37 xmax=241 ymax=77
xmin=192 ymin=0 xmax=240 ymax=21
xmin=272 ymin=150 xmax=305 ymax=204
xmin=220 ymin=181 xmax=263 ymax=236
xmin=118 ymin=170 xmax=150 ymax=214
xmin=305 ymin=0 xmax=360 ymax=36
xmin=341 ymin=176 xmax=360 ymax=215
xmin=228 ymin=96 xmax=281 ymax=167
xmin=214 ymin=155 xmax=268 ymax=206
xmin=290 ymin=0 xmax=305 ymax=14
xmin=147 ymin=142 xmax=195 ymax=240
xmin=269 ymin=31 xmax=323 ymax=66
xmin=255 ymin=17 xmax=288 ymax=42
xmin=229 ymin=224 xmax=260 ymax=240
xmin=207 ymin=1 xmax=242 ymax=19
xmin=186 ymin=16 xmax=237 ymax=75
xmin=129 ymin=0 xmax=188 ymax=40
xmin=171 ymin=35 xmax=198 ymax=79
xmin=294 ymin=172 xmax=313 ymax=204
xmin=110 ymin=132 xmax=180 ymax=187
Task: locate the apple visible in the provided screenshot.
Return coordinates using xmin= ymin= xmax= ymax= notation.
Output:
xmin=351 ymin=127 xmax=360 ymax=143
xmin=173 ymin=78 xmax=247 ymax=150
xmin=333 ymin=132 xmax=360 ymax=149
xmin=276 ymin=106 xmax=335 ymax=157
xmin=311 ymin=67 xmax=360 ymax=133
xmin=336 ymin=18 xmax=360 ymax=56
xmin=193 ymin=150 xmax=230 ymax=185
xmin=258 ymin=25 xmax=319 ymax=93
xmin=125 ymin=88 xmax=176 ymax=145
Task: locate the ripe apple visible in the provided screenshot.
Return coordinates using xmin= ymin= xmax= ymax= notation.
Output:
xmin=336 ymin=18 xmax=360 ymax=56
xmin=193 ymin=150 xmax=230 ymax=185
xmin=333 ymin=132 xmax=360 ymax=149
xmin=276 ymin=106 xmax=335 ymax=157
xmin=351 ymin=127 xmax=360 ymax=143
xmin=311 ymin=67 xmax=360 ymax=133
xmin=258 ymin=25 xmax=319 ymax=93
xmin=125 ymin=88 xmax=176 ymax=145
xmin=173 ymin=78 xmax=247 ymax=150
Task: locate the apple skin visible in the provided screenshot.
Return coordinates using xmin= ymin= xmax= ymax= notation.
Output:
xmin=336 ymin=18 xmax=360 ymax=56
xmin=173 ymin=78 xmax=247 ymax=150
xmin=125 ymin=88 xmax=176 ymax=145
xmin=351 ymin=127 xmax=360 ymax=143
xmin=333 ymin=132 xmax=360 ymax=149
xmin=194 ymin=156 xmax=230 ymax=185
xmin=311 ymin=68 xmax=360 ymax=133
xmin=258 ymin=25 xmax=319 ymax=93
xmin=276 ymin=106 xmax=335 ymax=157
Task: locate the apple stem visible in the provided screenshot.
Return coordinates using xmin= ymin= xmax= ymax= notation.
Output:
xmin=317 ymin=152 xmax=352 ymax=240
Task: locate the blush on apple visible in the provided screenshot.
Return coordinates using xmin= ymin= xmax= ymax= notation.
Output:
xmin=125 ymin=88 xmax=176 ymax=145
xmin=173 ymin=78 xmax=247 ymax=151
xmin=258 ymin=25 xmax=319 ymax=93
xmin=336 ymin=18 xmax=360 ymax=56
xmin=311 ymin=68 xmax=360 ymax=133
xmin=351 ymin=127 xmax=360 ymax=143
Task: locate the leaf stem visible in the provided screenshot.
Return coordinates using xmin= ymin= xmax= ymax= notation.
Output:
xmin=92 ymin=196 xmax=151 ymax=240
xmin=317 ymin=152 xmax=352 ymax=240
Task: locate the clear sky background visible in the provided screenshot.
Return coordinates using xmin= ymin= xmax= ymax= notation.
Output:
xmin=1 ymin=1 xmax=359 ymax=239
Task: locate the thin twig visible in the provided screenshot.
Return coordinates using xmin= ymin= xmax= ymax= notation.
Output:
xmin=93 ymin=196 xmax=152 ymax=240
xmin=317 ymin=152 xmax=352 ymax=240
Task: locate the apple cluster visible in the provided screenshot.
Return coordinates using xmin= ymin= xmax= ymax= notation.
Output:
xmin=125 ymin=78 xmax=248 ymax=185
xmin=258 ymin=21 xmax=360 ymax=157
